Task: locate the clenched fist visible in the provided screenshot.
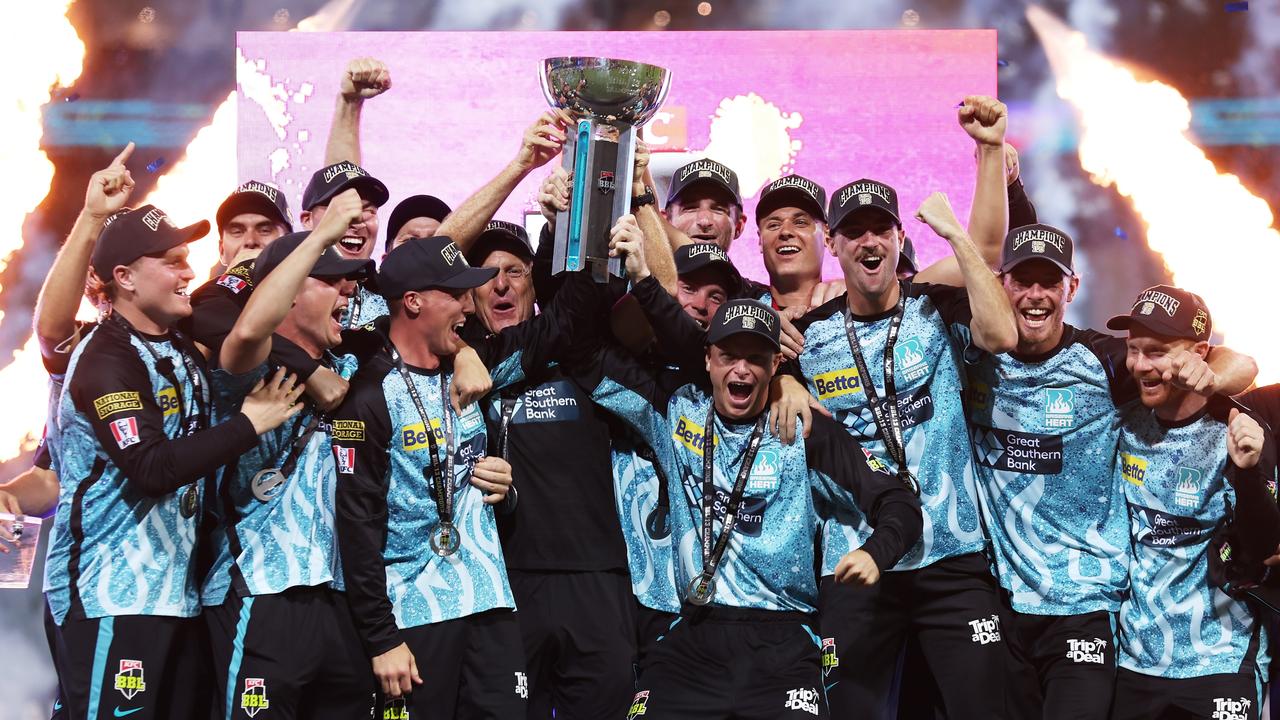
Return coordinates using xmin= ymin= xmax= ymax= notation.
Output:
xmin=341 ymin=57 xmax=391 ymax=101
xmin=959 ymin=95 xmax=1007 ymax=147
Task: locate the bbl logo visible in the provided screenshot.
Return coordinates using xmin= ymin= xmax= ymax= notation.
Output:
xmin=627 ymin=690 xmax=650 ymax=719
xmin=114 ymin=659 xmax=146 ymax=699
xmin=241 ymin=678 xmax=270 ymax=717
xmin=1175 ymin=467 xmax=1203 ymax=509
xmin=893 ymin=337 xmax=927 ymax=382
xmin=1044 ymin=388 xmax=1074 ymax=428
xmin=821 ymin=638 xmax=839 ymax=676
xmin=598 ymin=171 xmax=616 ymax=195
xmin=382 ymin=697 xmax=408 ymax=719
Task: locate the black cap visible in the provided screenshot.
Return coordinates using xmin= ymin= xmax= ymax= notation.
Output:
xmin=301 ymin=161 xmax=390 ymax=211
xmin=1000 ymin=223 xmax=1074 ymax=275
xmin=378 ymin=236 xmax=498 ymax=299
xmin=386 ymin=194 xmax=452 ymax=247
xmin=674 ymin=242 xmax=743 ymax=296
xmin=666 ymin=159 xmax=742 ymax=208
xmin=827 ymin=179 xmax=900 ymax=232
xmin=216 ymin=180 xmax=293 ymax=233
xmin=465 ymin=220 xmax=534 ymax=264
xmin=91 ymin=205 xmax=210 ymax=279
xmin=1106 ymin=285 xmax=1212 ymax=341
xmin=250 ymin=231 xmax=375 ymax=285
xmin=706 ymin=299 xmax=781 ymax=351
xmin=897 ymin=236 xmax=919 ymax=275
xmin=756 ymin=174 xmax=827 ymax=224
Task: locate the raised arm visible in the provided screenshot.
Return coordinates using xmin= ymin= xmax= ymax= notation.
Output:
xmin=325 ymin=58 xmax=391 ymax=166
xmin=630 ymin=140 xmax=677 ymax=293
xmin=436 ymin=111 xmax=572 ymax=252
xmin=220 ymin=189 xmax=361 ymax=374
xmin=914 ymin=192 xmax=1017 ymax=353
xmin=915 ymin=96 xmax=1008 ymax=285
xmin=806 ymin=414 xmax=923 ymax=583
xmin=35 ymin=143 xmax=135 ymax=359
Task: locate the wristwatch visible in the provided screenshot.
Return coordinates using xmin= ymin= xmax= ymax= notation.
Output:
xmin=631 ymin=188 xmax=656 ymax=210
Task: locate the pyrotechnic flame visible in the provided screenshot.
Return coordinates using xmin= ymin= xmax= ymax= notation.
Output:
xmin=0 ymin=2 xmax=85 ymax=460
xmin=1028 ymin=5 xmax=1280 ymax=382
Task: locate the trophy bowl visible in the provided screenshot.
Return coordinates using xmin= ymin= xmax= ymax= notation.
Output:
xmin=539 ymin=57 xmax=672 ymax=126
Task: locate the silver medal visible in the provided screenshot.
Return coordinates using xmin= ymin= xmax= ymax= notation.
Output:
xmin=686 ymin=573 xmax=716 ymax=606
xmin=430 ymin=521 xmax=461 ymax=557
xmin=179 ymin=486 xmax=199 ymax=518
xmin=251 ymin=468 xmax=286 ymax=502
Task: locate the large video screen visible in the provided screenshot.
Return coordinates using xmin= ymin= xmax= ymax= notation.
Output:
xmin=235 ymin=30 xmax=996 ymax=282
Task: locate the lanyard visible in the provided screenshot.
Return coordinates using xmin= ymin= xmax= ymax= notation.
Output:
xmin=498 ymin=395 xmax=519 ymax=461
xmin=387 ymin=342 xmax=456 ymax=527
xmin=689 ymin=405 xmax=766 ymax=605
xmin=112 ymin=314 xmax=208 ymax=436
xmin=636 ymin=442 xmax=671 ymax=540
xmin=842 ymin=281 xmax=920 ymax=495
xmin=112 ymin=313 xmax=209 ymax=517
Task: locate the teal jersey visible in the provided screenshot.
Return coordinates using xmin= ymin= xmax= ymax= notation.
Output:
xmin=964 ymin=326 xmax=1134 ymax=615
xmin=201 ymin=353 xmax=360 ymax=604
xmin=1117 ymin=398 xmax=1272 ymax=679
xmin=45 ymin=320 xmax=257 ymax=622
xmin=794 ymin=284 xmax=984 ymax=573
xmin=580 ymin=344 xmax=922 ymax=614
xmin=611 ymin=439 xmax=681 ymax=614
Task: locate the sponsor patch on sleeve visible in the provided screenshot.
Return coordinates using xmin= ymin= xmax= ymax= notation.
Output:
xmin=330 ymin=420 xmax=365 ymax=442
xmin=333 ymin=446 xmax=355 ymax=475
xmin=109 ymin=417 xmax=141 ymax=449
xmin=94 ymin=391 xmax=143 ymax=419
xmin=215 ymin=274 xmax=248 ymax=294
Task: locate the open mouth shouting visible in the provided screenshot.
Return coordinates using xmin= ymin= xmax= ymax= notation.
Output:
xmin=723 ymin=379 xmax=756 ymax=414
xmin=336 ymin=233 xmax=368 ymax=257
xmin=1019 ymin=305 xmax=1052 ymax=330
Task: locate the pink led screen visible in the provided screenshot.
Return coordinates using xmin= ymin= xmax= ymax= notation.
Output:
xmin=235 ymin=30 xmax=996 ymax=282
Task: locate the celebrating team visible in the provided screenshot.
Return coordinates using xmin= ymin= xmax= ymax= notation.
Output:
xmin=5 ymin=55 xmax=1280 ymax=720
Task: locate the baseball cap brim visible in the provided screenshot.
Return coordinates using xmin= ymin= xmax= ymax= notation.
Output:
xmin=311 ymin=255 xmax=375 ymax=282
xmin=1000 ymin=254 xmax=1074 ymax=276
xmin=1105 ymin=315 xmax=1183 ymax=338
xmin=706 ymin=324 xmax=781 ymax=352
xmin=756 ymin=188 xmax=826 ymax=224
xmin=388 ymin=195 xmax=452 ymax=240
xmin=667 ymin=177 xmax=742 ymax=207
xmin=310 ymin=175 xmax=390 ymax=210
xmin=216 ymin=192 xmax=289 ymax=231
xmin=381 ymin=266 xmax=499 ymax=298
xmin=467 ymin=231 xmax=533 ymax=264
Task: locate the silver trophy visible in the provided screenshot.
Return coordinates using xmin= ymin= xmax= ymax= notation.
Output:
xmin=539 ymin=57 xmax=672 ymax=281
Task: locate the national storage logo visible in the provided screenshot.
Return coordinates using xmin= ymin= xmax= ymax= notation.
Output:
xmin=331 ymin=420 xmax=365 ymax=442
xmin=814 ymin=368 xmax=862 ymax=400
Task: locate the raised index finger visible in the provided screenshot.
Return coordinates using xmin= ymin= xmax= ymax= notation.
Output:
xmin=112 ymin=142 xmax=136 ymax=167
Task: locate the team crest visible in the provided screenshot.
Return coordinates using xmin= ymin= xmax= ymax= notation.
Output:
xmin=858 ymin=193 xmax=872 ymax=205
xmin=741 ymin=315 xmax=756 ymax=330
xmin=241 ymin=678 xmax=270 ymax=717
xmin=1140 ymin=302 xmax=1155 ymax=315
xmin=893 ymin=337 xmax=927 ymax=382
xmin=1175 ymin=467 xmax=1203 ymax=509
xmin=1044 ymin=388 xmax=1074 ymax=428
xmin=747 ymin=448 xmax=781 ymax=492
xmin=1031 ymin=240 xmax=1045 ymax=253
xmin=114 ymin=659 xmax=146 ymax=699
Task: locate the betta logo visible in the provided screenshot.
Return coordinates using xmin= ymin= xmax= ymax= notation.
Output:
xmin=1121 ymin=453 xmax=1148 ymax=487
xmin=598 ymin=171 xmax=616 ymax=195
